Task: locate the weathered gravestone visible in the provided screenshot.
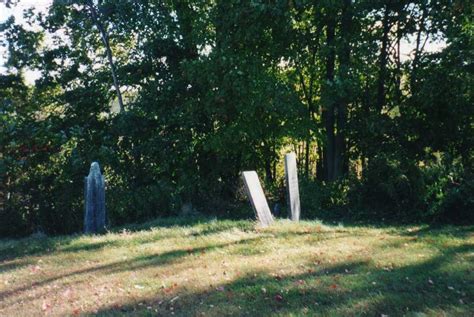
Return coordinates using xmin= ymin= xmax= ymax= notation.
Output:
xmin=284 ymin=153 xmax=301 ymax=221
xmin=84 ymin=162 xmax=106 ymax=234
xmin=242 ymin=171 xmax=274 ymax=227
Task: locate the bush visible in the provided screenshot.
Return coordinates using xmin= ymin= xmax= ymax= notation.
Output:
xmin=299 ymin=176 xmax=348 ymax=220
xmin=345 ymin=153 xmax=473 ymax=224
xmin=347 ymin=154 xmax=425 ymax=222
xmin=436 ymin=177 xmax=474 ymax=223
xmin=107 ymin=181 xmax=179 ymax=226
xmin=422 ymin=158 xmax=474 ymax=224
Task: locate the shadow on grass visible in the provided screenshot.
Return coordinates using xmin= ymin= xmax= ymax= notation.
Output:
xmin=87 ymin=243 xmax=473 ymax=316
xmin=0 ymin=259 xmax=34 ymax=274
xmin=0 ymin=236 xmax=74 ymax=264
xmin=1 ymin=219 xmax=473 ymax=315
xmin=113 ymin=216 xmax=254 ymax=233
xmin=0 ymin=236 xmax=261 ymax=303
xmin=399 ymin=225 xmax=474 ymax=239
xmin=0 ymin=217 xmax=254 ymax=266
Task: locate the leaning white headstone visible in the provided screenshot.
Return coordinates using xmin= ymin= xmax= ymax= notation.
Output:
xmin=242 ymin=171 xmax=274 ymax=227
xmin=84 ymin=162 xmax=106 ymax=234
xmin=285 ymin=153 xmax=301 ymax=221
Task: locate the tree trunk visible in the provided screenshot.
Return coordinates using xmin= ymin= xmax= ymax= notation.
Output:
xmin=411 ymin=5 xmax=427 ymax=90
xmin=334 ymin=0 xmax=352 ymax=179
xmin=175 ymin=2 xmax=198 ymax=59
xmin=322 ymin=13 xmax=336 ymax=181
xmin=297 ymin=68 xmax=315 ymax=178
xmin=305 ymin=126 xmax=310 ymax=176
xmin=272 ymin=146 xmax=277 ymax=183
xmin=395 ymin=17 xmax=402 ymax=104
xmin=265 ymin=157 xmax=273 ymax=184
xmin=87 ymin=0 xmax=125 ymax=113
xmin=376 ymin=4 xmax=390 ymax=111
xmin=316 ymin=143 xmax=324 ymax=181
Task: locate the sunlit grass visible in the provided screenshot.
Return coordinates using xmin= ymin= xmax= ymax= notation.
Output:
xmin=0 ymin=218 xmax=472 ymax=316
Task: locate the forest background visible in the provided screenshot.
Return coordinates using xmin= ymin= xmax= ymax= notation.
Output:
xmin=0 ymin=0 xmax=472 ymax=236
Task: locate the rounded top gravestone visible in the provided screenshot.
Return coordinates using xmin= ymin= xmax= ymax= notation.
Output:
xmin=90 ymin=161 xmax=101 ymax=174
xmin=84 ymin=162 xmax=107 ymax=234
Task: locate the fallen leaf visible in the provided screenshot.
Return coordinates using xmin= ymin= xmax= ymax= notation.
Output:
xmin=274 ymin=294 xmax=283 ymax=302
xmin=62 ymin=288 xmax=72 ymax=298
xmin=170 ymin=296 xmax=179 ymax=303
xmin=42 ymin=301 xmax=51 ymax=311
xmin=31 ymin=265 xmax=41 ymax=273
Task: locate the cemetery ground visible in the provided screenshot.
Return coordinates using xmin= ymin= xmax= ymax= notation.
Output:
xmin=0 ymin=218 xmax=472 ymax=316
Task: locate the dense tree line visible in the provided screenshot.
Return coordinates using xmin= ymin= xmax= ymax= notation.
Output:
xmin=1 ymin=0 xmax=472 ymax=236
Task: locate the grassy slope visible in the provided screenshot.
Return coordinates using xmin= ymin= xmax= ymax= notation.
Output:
xmin=0 ymin=218 xmax=472 ymax=316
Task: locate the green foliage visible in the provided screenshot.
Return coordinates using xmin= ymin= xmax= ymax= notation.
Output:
xmin=299 ymin=177 xmax=348 ymax=220
xmin=422 ymin=157 xmax=474 ymax=224
xmin=1 ymin=220 xmax=473 ymax=315
xmin=0 ymin=0 xmax=473 ymax=236
xmin=348 ymin=154 xmax=424 ymax=221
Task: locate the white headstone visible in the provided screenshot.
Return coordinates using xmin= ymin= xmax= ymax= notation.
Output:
xmin=285 ymin=153 xmax=301 ymax=221
xmin=242 ymin=171 xmax=274 ymax=227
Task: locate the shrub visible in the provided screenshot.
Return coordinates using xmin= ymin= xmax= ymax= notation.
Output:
xmin=299 ymin=176 xmax=348 ymax=220
xmin=347 ymin=154 xmax=425 ymax=222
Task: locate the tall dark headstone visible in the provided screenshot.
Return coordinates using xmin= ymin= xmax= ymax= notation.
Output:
xmin=285 ymin=153 xmax=301 ymax=221
xmin=242 ymin=171 xmax=274 ymax=227
xmin=84 ymin=162 xmax=106 ymax=234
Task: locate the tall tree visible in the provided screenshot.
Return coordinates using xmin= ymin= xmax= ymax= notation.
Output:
xmin=86 ymin=0 xmax=125 ymax=113
xmin=334 ymin=0 xmax=352 ymax=179
xmin=322 ymin=9 xmax=336 ymax=181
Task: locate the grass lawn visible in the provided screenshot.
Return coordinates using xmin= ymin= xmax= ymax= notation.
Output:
xmin=0 ymin=218 xmax=472 ymax=316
